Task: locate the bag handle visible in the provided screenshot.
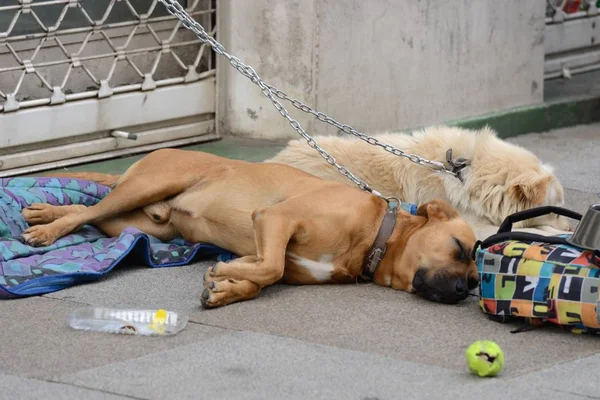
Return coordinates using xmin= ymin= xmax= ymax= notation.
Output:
xmin=497 ymin=206 xmax=582 ymax=234
xmin=472 ymin=206 xmax=583 ymax=260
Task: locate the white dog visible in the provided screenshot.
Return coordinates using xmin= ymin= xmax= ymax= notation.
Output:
xmin=267 ymin=126 xmax=571 ymax=240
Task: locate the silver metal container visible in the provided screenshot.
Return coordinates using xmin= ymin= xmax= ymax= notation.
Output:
xmin=566 ymin=204 xmax=600 ymax=251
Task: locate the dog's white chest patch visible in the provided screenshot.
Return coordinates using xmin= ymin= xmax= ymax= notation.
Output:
xmin=384 ymin=275 xmax=391 ymax=287
xmin=288 ymin=253 xmax=334 ymax=281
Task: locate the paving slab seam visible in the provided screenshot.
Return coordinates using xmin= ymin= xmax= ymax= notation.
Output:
xmin=29 ymin=376 xmax=147 ymax=400
xmin=187 ymin=319 xmax=246 ymax=332
xmin=42 ymin=294 xmax=98 ymax=305
xmin=499 ymin=351 xmax=600 ymax=385
xmin=546 ymin=388 xmax=600 ymax=399
xmin=456 ymin=379 xmax=598 ymax=398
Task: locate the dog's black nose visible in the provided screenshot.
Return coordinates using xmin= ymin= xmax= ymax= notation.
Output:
xmin=454 ymin=279 xmax=468 ymax=299
xmin=412 ymin=268 xmax=426 ymax=289
xmin=467 ymin=277 xmax=479 ymax=290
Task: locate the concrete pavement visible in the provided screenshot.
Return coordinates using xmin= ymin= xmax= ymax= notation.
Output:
xmin=2 ymin=123 xmax=599 ymax=399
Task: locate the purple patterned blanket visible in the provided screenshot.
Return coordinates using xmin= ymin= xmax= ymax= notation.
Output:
xmin=0 ymin=177 xmax=233 ymax=299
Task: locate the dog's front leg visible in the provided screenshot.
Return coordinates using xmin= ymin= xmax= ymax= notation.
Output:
xmin=201 ymin=208 xmax=297 ymax=308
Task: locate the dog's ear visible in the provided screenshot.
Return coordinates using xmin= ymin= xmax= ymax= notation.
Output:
xmin=416 ymin=200 xmax=459 ymax=221
xmin=508 ymin=173 xmax=552 ymax=205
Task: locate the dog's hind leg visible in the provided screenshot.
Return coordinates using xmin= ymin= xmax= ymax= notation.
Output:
xmin=21 ymin=152 xmax=200 ymax=247
xmin=24 ymin=203 xmax=178 ymax=240
xmin=21 ymin=176 xmax=186 ymax=246
xmin=201 ymin=207 xmax=297 ymax=308
xmin=22 ymin=204 xmax=87 ymax=225
xmin=93 ymin=209 xmax=179 ymax=240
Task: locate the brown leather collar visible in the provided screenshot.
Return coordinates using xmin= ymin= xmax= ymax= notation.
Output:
xmin=361 ymin=201 xmax=398 ymax=280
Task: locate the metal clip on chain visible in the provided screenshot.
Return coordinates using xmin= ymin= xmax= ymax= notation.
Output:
xmin=158 ymin=0 xmax=460 ymax=200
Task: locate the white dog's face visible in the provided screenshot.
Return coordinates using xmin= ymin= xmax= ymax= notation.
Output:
xmin=504 ymin=165 xmax=570 ymax=230
xmin=451 ymin=132 xmax=571 ymax=231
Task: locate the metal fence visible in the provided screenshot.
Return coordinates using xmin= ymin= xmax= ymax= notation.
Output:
xmin=545 ymin=0 xmax=600 ymax=79
xmin=0 ymin=0 xmax=215 ymax=112
xmin=0 ymin=0 xmax=218 ymax=176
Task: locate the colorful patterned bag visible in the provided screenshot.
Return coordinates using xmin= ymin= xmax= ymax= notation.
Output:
xmin=472 ymin=206 xmax=600 ymax=335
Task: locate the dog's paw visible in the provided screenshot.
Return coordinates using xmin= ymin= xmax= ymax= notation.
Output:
xmin=21 ymin=225 xmax=57 ymax=247
xmin=22 ymin=203 xmax=57 ymax=225
xmin=201 ymin=265 xmax=260 ymax=308
xmin=202 ymin=262 xmax=230 ymax=283
xmin=200 ymin=281 xmax=219 ymax=308
xmin=200 ymin=280 xmax=232 ymax=308
xmin=201 ymin=264 xmax=231 ymax=308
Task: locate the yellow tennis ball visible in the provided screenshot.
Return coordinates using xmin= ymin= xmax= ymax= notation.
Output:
xmin=465 ymin=340 xmax=504 ymax=377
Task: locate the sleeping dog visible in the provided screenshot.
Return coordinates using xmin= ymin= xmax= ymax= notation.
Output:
xmin=20 ymin=149 xmax=478 ymax=307
xmin=267 ymin=125 xmax=571 ymax=240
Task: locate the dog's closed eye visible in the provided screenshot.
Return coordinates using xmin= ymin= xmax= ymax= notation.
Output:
xmin=453 ymin=237 xmax=470 ymax=264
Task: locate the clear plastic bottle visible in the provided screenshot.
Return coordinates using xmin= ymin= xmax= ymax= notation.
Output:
xmin=68 ymin=307 xmax=188 ymax=336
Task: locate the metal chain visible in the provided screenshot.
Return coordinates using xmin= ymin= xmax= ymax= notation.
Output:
xmin=263 ymin=84 xmax=452 ymax=173
xmin=158 ymin=0 xmax=458 ymax=197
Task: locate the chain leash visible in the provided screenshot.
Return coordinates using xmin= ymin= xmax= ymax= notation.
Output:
xmin=158 ymin=0 xmax=460 ymax=198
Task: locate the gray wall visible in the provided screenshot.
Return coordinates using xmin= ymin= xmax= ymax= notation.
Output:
xmin=217 ymin=0 xmax=546 ymax=139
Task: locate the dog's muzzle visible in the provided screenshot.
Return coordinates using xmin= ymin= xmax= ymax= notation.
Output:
xmin=412 ymin=268 xmax=474 ymax=304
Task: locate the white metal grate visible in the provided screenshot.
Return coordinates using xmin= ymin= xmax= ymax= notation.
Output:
xmin=0 ymin=0 xmax=216 ymax=113
xmin=0 ymin=0 xmax=218 ymax=177
xmin=545 ymin=0 xmax=600 ymax=79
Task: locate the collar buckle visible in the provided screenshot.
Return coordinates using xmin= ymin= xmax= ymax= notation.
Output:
xmin=445 ymin=148 xmax=471 ymax=181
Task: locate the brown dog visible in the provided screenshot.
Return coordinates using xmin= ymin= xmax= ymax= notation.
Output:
xmin=20 ymin=149 xmax=478 ymax=307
